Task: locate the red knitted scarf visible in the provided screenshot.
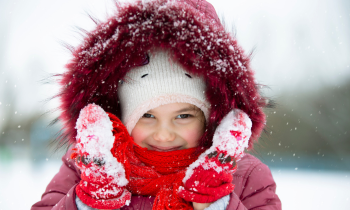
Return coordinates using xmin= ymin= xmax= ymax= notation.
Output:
xmin=109 ymin=113 xmax=202 ymax=210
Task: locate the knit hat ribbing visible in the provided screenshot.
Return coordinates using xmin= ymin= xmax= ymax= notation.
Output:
xmin=118 ymin=50 xmax=210 ymax=134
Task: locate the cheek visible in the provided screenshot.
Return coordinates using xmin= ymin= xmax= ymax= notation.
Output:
xmin=181 ymin=125 xmax=204 ymax=148
xmin=131 ymin=125 xmax=149 ymax=147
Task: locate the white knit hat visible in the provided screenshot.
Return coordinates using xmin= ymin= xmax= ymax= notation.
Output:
xmin=117 ymin=50 xmax=210 ymax=134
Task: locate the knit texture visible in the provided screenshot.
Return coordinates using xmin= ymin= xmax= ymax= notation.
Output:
xmin=178 ymin=109 xmax=251 ymax=203
xmin=109 ymin=113 xmax=203 ymax=210
xmin=133 ymin=144 xmax=201 ymax=175
xmin=129 ymin=146 xmax=200 ymax=210
xmin=72 ymin=104 xmax=131 ymax=209
xmin=178 ymin=160 xmax=236 ymax=203
xmin=75 ymin=192 xmax=229 ymax=210
xmin=118 ymin=50 xmax=209 ymax=134
xmin=73 ymin=103 xmax=251 ymax=209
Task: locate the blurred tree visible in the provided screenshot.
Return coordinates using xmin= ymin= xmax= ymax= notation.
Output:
xmin=253 ymin=79 xmax=350 ymax=170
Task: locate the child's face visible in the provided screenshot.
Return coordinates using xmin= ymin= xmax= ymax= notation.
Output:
xmin=131 ymin=103 xmax=205 ymax=152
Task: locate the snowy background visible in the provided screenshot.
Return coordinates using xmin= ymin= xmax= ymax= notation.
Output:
xmin=0 ymin=0 xmax=349 ymax=209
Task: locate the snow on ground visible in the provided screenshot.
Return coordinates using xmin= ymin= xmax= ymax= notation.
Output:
xmin=0 ymin=160 xmax=349 ymax=210
xmin=272 ymin=168 xmax=349 ymax=209
xmin=0 ymin=160 xmax=62 ymax=210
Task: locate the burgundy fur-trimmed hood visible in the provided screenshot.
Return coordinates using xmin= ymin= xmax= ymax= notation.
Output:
xmin=58 ymin=0 xmax=267 ymax=149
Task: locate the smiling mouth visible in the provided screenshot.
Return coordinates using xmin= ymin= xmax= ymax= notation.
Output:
xmin=148 ymin=145 xmax=182 ymax=152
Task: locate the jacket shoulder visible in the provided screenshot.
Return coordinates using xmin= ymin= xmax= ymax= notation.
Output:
xmin=230 ymin=154 xmax=281 ymax=209
xmin=234 ymin=153 xmax=266 ymax=178
xmin=31 ymin=148 xmax=80 ymax=210
xmin=46 ymin=148 xmax=81 ymax=194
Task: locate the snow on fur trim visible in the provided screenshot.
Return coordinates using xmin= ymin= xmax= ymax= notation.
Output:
xmin=58 ymin=0 xmax=266 ymax=149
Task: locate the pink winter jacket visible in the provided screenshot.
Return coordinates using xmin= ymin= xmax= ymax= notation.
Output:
xmin=31 ymin=149 xmax=281 ymax=210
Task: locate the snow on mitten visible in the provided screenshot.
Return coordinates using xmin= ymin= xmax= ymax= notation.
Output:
xmin=178 ymin=109 xmax=252 ymax=203
xmin=72 ymin=104 xmax=131 ymax=209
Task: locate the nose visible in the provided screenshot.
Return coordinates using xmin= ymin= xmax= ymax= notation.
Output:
xmin=153 ymin=126 xmax=176 ymax=142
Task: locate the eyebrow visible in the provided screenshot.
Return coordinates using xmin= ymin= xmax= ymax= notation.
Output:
xmin=174 ymin=107 xmax=196 ymax=113
xmin=147 ymin=106 xmax=196 ymax=114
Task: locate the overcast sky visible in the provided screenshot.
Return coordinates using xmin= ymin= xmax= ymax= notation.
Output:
xmin=0 ymin=0 xmax=349 ymax=123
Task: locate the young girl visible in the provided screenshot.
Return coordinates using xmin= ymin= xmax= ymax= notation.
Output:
xmin=32 ymin=0 xmax=281 ymax=209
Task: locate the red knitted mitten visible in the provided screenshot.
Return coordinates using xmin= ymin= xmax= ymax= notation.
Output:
xmin=72 ymin=104 xmax=131 ymax=209
xmin=179 ymin=109 xmax=252 ymax=203
xmin=178 ymin=158 xmax=236 ymax=203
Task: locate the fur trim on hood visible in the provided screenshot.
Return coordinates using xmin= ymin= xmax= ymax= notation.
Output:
xmin=57 ymin=0 xmax=267 ymax=150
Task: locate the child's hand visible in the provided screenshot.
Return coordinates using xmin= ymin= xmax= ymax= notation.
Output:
xmin=72 ymin=104 xmax=131 ymax=209
xmin=178 ymin=153 xmax=236 ymax=203
xmin=193 ymin=202 xmax=212 ymax=210
xmin=179 ymin=109 xmax=252 ymax=203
